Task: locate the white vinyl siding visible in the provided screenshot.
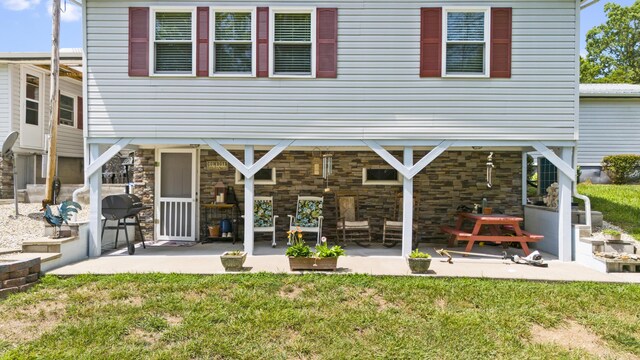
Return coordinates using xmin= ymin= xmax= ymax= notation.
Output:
xmin=85 ymin=0 xmax=578 ymax=142
xmin=212 ymin=9 xmax=255 ymax=76
xmin=443 ymin=9 xmax=490 ymax=76
xmin=151 ymin=9 xmax=196 ymax=76
xmin=578 ymin=98 xmax=640 ymax=166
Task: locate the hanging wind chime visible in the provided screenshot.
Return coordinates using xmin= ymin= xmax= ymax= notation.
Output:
xmin=322 ymin=153 xmax=333 ymax=192
xmin=486 ymin=152 xmax=495 ymax=188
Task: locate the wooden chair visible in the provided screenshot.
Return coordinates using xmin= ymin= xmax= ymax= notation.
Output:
xmin=382 ymin=192 xmax=419 ymax=248
xmin=335 ymin=193 xmax=372 ymax=247
xmin=288 ymin=196 xmax=324 ymax=246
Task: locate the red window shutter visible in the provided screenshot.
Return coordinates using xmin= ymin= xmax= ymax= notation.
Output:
xmin=129 ymin=7 xmax=149 ymax=77
xmin=420 ymin=8 xmax=442 ymax=77
xmin=490 ymin=8 xmax=512 ymax=78
xmin=316 ymin=8 xmax=338 ymax=78
xmin=196 ymin=7 xmax=209 ymax=77
xmin=256 ymin=7 xmax=269 ymax=77
xmin=77 ymin=96 xmax=83 ymax=130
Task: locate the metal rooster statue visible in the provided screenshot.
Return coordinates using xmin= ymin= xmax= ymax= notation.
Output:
xmin=44 ymin=200 xmax=82 ymax=238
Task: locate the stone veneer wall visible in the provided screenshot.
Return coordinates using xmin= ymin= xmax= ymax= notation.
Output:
xmin=0 ymin=257 xmax=40 ymax=298
xmin=0 ymin=156 xmax=14 ymax=199
xmin=132 ymin=149 xmax=155 ymax=241
xmin=199 ymin=150 xmax=522 ymax=245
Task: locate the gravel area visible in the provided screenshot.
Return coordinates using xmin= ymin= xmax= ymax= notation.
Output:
xmin=0 ymin=203 xmax=47 ymax=250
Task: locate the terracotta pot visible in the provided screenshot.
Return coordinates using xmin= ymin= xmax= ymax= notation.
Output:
xmin=407 ymin=257 xmax=432 ymax=274
xmin=288 ymin=257 xmax=338 ymax=271
xmin=208 ymin=225 xmax=221 ymax=237
xmin=221 ymin=252 xmax=247 ymax=271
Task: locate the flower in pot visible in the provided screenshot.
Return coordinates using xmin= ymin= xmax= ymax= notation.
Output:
xmin=220 ymin=250 xmax=247 ymax=271
xmin=407 ymin=248 xmax=432 ymax=274
xmin=602 ymin=229 xmax=622 ymax=242
xmin=285 ymin=234 xmax=345 ymax=271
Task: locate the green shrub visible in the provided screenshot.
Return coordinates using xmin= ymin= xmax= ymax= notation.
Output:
xmin=601 ymin=154 xmax=640 ymax=184
xmin=603 ymin=229 xmax=621 ymax=236
xmin=409 ymin=249 xmax=431 ymax=259
xmin=314 ymin=243 xmax=345 ymax=258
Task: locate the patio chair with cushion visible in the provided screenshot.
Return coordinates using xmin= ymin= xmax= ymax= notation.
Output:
xmin=288 ymin=196 xmax=324 ymax=246
xmin=251 ymin=196 xmax=279 ymax=247
xmin=336 ymin=193 xmax=372 ymax=247
xmin=382 ymin=192 xmax=419 ymax=248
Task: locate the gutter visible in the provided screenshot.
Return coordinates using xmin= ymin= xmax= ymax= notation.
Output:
xmin=572 ymin=147 xmax=592 ymax=229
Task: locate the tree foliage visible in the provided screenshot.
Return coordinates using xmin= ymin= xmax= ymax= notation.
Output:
xmin=581 ymin=1 xmax=640 ymax=84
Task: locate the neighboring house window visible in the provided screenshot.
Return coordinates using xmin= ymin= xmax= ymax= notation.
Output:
xmin=362 ymin=168 xmax=402 ymax=185
xmin=212 ymin=9 xmax=255 ymax=76
xmin=235 ymin=168 xmax=277 ymax=185
xmin=25 ymin=75 xmax=40 ymax=125
xmin=59 ymin=94 xmax=75 ymax=127
xmin=152 ymin=9 xmax=195 ymax=75
xmin=270 ymin=9 xmax=316 ymax=77
xmin=443 ymin=9 xmax=490 ymax=77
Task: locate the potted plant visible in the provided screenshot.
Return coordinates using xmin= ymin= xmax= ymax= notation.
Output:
xmin=285 ymin=230 xmax=345 ymax=271
xmin=602 ymin=229 xmax=622 ymax=242
xmin=220 ymin=250 xmax=247 ymax=271
xmin=407 ymin=248 xmax=432 ymax=274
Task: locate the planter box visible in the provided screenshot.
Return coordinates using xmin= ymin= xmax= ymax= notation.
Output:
xmin=220 ymin=252 xmax=247 ymax=271
xmin=288 ymin=257 xmax=338 ymax=271
xmin=604 ymin=234 xmax=622 ymax=242
xmin=408 ymin=258 xmax=432 ymax=274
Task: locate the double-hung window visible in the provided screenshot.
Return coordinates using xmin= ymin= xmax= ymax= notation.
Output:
xmin=152 ymin=9 xmax=196 ymax=75
xmin=25 ymin=74 xmax=40 ymax=126
xmin=59 ymin=94 xmax=75 ymax=127
xmin=270 ymin=9 xmax=316 ymax=77
xmin=212 ymin=9 xmax=255 ymax=76
xmin=443 ymin=8 xmax=490 ymax=77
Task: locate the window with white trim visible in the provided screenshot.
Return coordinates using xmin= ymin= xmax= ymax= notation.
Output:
xmin=362 ymin=168 xmax=402 ymax=186
xmin=443 ymin=9 xmax=490 ymax=76
xmin=152 ymin=10 xmax=195 ymax=75
xmin=59 ymin=94 xmax=75 ymax=127
xmin=25 ymin=74 xmax=40 ymax=126
xmin=271 ymin=9 xmax=315 ymax=76
xmin=235 ymin=168 xmax=277 ymax=185
xmin=212 ymin=10 xmax=255 ymax=75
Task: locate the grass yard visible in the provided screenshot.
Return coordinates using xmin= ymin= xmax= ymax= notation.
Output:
xmin=0 ymin=274 xmax=639 ymax=359
xmin=577 ymin=183 xmax=640 ymax=240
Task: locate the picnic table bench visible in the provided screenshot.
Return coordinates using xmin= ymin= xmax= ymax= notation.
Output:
xmin=440 ymin=212 xmax=543 ymax=256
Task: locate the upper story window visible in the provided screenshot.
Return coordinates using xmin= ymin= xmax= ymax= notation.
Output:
xmin=443 ymin=8 xmax=490 ymax=77
xmin=25 ymin=74 xmax=40 ymax=126
xmin=212 ymin=9 xmax=255 ymax=76
xmin=270 ymin=9 xmax=316 ymax=77
xmin=152 ymin=9 xmax=195 ymax=75
xmin=59 ymin=94 xmax=75 ymax=127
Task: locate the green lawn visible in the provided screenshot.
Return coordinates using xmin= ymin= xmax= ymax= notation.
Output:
xmin=577 ymin=184 xmax=640 ymax=240
xmin=1 ymin=274 xmax=639 ymax=359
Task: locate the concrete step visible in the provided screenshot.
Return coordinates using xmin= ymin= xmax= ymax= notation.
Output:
xmin=575 ymin=224 xmax=592 ymax=238
xmin=0 ymin=248 xmax=20 ymax=255
xmin=22 ymin=236 xmax=78 ymax=254
xmin=0 ymin=252 xmax=61 ymax=264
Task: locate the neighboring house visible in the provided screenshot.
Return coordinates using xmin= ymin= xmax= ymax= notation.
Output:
xmin=0 ymin=50 xmax=84 ymax=199
xmin=579 ymin=84 xmax=640 ymax=183
xmin=81 ymin=0 xmax=585 ymax=261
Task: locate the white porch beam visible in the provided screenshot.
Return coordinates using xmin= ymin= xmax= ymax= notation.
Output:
xmin=244 ymin=146 xmax=255 ymax=255
xmin=85 ymin=138 xmax=132 ymax=178
xmin=363 ymin=140 xmax=451 ymax=179
xmin=202 ymin=139 xmax=292 ymax=178
xmin=532 ymin=142 xmax=576 ymax=182
xmin=88 ymin=144 xmax=102 ymax=257
xmin=558 ymin=147 xmax=573 ymax=261
xmin=402 ymin=147 xmax=414 ymax=257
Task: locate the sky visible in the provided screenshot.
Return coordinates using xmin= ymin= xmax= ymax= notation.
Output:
xmin=0 ymin=0 xmax=636 ymax=53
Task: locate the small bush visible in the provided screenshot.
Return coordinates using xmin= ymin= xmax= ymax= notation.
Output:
xmin=601 ymin=154 xmax=640 ymax=184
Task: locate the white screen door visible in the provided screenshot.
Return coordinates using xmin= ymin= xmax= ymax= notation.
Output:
xmin=156 ymin=149 xmax=197 ymax=241
xmin=20 ymin=72 xmax=44 ymax=149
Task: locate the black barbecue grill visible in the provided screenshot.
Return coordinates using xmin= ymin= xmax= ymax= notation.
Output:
xmin=101 ymin=194 xmax=150 ymax=255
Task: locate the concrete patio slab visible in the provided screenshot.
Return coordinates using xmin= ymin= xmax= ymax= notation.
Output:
xmin=49 ymin=241 xmax=640 ymax=283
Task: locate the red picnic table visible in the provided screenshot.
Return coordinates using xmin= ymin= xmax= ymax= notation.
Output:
xmin=440 ymin=212 xmax=543 ymax=256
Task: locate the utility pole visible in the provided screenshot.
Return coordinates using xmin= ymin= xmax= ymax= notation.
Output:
xmin=44 ymin=0 xmax=61 ymax=208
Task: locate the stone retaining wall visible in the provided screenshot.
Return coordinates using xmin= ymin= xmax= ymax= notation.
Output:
xmin=133 ymin=149 xmax=155 ymax=241
xmin=0 ymin=257 xmax=40 ymax=298
xmin=0 ymin=156 xmax=14 ymax=199
xmin=134 ymin=149 xmax=522 ymax=244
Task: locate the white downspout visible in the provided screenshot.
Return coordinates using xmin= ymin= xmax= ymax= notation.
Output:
xmin=572 ymin=147 xmax=591 ymax=229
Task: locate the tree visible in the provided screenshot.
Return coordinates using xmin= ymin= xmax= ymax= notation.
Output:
xmin=583 ymin=1 xmax=640 ymax=84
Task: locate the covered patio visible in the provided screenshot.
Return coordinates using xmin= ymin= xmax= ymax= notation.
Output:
xmin=84 ymin=138 xmax=578 ymax=261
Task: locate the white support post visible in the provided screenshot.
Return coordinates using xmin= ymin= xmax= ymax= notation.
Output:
xmin=522 ymin=152 xmax=528 ymax=206
xmin=244 ymin=145 xmax=255 ymax=255
xmin=402 ymin=147 xmax=414 ymax=257
xmin=558 ymin=147 xmax=573 ymax=262
xmin=88 ymin=144 xmax=102 ymax=257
